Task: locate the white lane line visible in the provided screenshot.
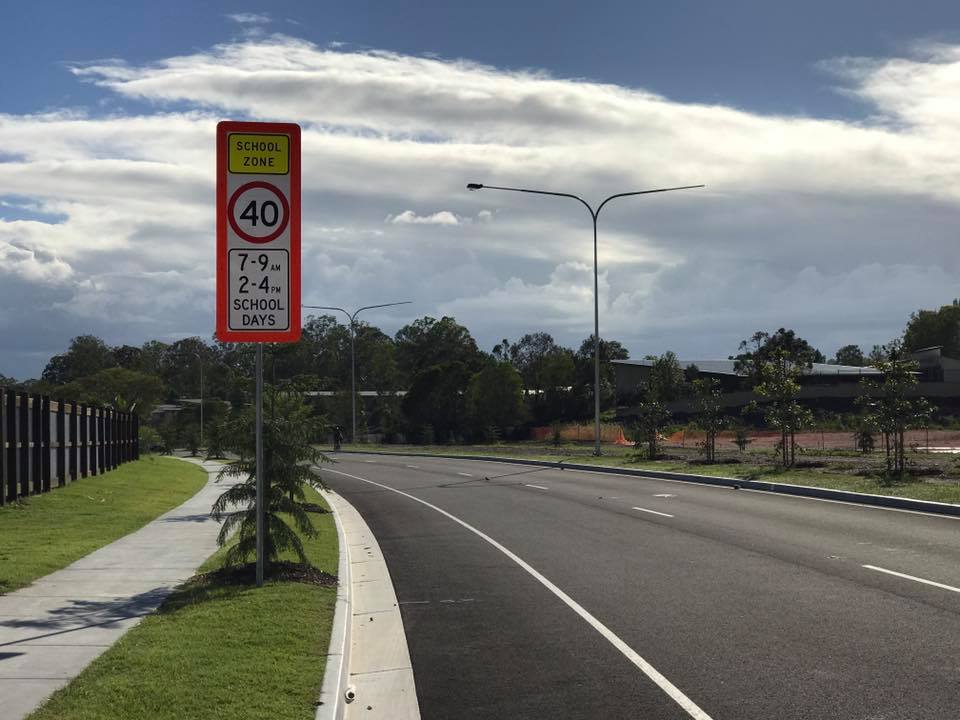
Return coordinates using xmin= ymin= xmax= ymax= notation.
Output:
xmin=862 ymin=565 xmax=960 ymax=594
xmin=632 ymin=506 xmax=675 ymax=518
xmin=456 ymin=472 xmax=473 ymax=477
xmin=525 ymin=484 xmax=549 ymax=490
xmin=406 ymin=465 xmax=420 ymax=469
xmin=654 ymin=494 xmax=676 ymax=498
xmin=364 ymin=460 xmax=377 ymax=464
xmin=326 ymin=468 xmax=713 ymax=720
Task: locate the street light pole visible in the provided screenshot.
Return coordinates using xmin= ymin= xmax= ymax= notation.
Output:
xmin=467 ymin=181 xmax=703 ymax=456
xmin=302 ymin=301 xmax=412 ymax=443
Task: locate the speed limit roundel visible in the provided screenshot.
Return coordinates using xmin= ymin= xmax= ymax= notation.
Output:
xmin=227 ymin=181 xmax=290 ymax=244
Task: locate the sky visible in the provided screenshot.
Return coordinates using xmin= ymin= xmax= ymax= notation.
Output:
xmin=3 ymin=1 xmax=960 ymax=378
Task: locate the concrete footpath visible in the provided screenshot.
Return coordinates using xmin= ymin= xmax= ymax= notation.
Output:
xmin=0 ymin=458 xmax=233 ymax=720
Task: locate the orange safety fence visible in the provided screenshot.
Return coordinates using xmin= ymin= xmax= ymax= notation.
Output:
xmin=530 ymin=423 xmax=631 ymax=444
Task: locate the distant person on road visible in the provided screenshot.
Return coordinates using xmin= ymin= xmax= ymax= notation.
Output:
xmin=333 ymin=425 xmax=343 ymax=451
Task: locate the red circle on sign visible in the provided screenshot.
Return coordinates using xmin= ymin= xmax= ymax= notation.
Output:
xmin=227 ymin=181 xmax=290 ymax=244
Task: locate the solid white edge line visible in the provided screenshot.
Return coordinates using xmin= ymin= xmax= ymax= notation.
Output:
xmin=632 ymin=506 xmax=675 ymax=518
xmin=525 ymin=484 xmax=549 ymax=490
xmin=325 ymin=468 xmax=714 ymax=720
xmin=862 ymin=564 xmax=960 ymax=594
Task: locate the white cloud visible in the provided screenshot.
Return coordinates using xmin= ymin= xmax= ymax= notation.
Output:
xmin=226 ymin=12 xmax=271 ymax=25
xmin=387 ymin=210 xmax=461 ymax=225
xmin=2 ymin=35 xmax=960 ymax=376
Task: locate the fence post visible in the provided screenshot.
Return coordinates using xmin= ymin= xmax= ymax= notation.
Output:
xmin=91 ymin=407 xmax=99 ymax=477
xmin=97 ymin=407 xmax=103 ymax=475
xmin=56 ymin=400 xmax=66 ymax=488
xmin=121 ymin=412 xmax=129 ymax=464
xmin=68 ymin=402 xmax=77 ymax=483
xmin=133 ymin=414 xmax=140 ymax=460
xmin=20 ymin=393 xmax=32 ymax=496
xmin=40 ymin=396 xmax=51 ymax=493
xmin=112 ymin=410 xmax=118 ymax=470
xmin=8 ymin=392 xmax=19 ymax=501
xmin=105 ymin=409 xmax=113 ymax=470
xmin=79 ymin=404 xmax=88 ymax=478
xmin=102 ymin=408 xmax=109 ymax=470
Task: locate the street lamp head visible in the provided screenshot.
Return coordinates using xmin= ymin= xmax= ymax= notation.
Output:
xmin=466 ymin=183 xmax=484 ymax=191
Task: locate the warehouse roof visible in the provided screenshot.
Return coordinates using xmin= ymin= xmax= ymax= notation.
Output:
xmin=611 ymin=358 xmax=882 ymax=377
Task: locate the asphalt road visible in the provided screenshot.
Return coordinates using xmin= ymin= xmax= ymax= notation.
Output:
xmin=320 ymin=453 xmax=960 ymax=720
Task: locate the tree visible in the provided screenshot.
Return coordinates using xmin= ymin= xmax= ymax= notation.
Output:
xmin=692 ymin=377 xmax=725 ymax=463
xmin=573 ymin=335 xmax=629 ymax=412
xmin=401 ymin=361 xmax=472 ymax=443
xmin=903 ymin=300 xmax=960 ymax=357
xmin=465 ymin=362 xmax=526 ymax=440
xmin=59 ymin=367 xmax=164 ymax=417
xmin=42 ymin=335 xmax=116 ymax=384
xmin=211 ymin=389 xmax=329 ymax=568
xmin=750 ymin=349 xmax=813 ymax=468
xmin=856 ymin=347 xmax=932 ymax=476
xmin=832 ymin=344 xmax=866 ymax=366
xmin=205 ymin=419 xmax=229 ymax=460
xmin=630 ymin=352 xmax=677 ymax=459
xmin=732 ymin=328 xmax=824 ymax=385
xmin=395 ymin=316 xmax=483 ymax=381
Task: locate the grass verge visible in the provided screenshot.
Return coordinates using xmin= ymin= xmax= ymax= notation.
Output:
xmin=332 ymin=442 xmax=960 ymax=505
xmin=29 ymin=485 xmax=338 ymax=720
xmin=0 ymin=456 xmax=207 ymax=594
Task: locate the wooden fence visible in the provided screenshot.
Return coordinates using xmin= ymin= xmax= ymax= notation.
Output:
xmin=0 ymin=389 xmax=139 ymax=504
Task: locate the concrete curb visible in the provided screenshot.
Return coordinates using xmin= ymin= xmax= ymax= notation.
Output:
xmin=315 ymin=486 xmax=420 ymax=719
xmin=316 ymin=490 xmax=352 ymax=720
xmin=335 ymin=450 xmax=960 ymax=518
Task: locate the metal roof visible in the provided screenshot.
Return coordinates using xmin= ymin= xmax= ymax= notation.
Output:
xmin=611 ymin=358 xmax=882 ymax=377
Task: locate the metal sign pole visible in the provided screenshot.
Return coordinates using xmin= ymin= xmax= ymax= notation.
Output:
xmin=255 ymin=343 xmax=265 ymax=587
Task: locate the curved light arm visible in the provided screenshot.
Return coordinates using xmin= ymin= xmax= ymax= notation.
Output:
xmin=468 ymin=183 xmax=594 ymax=217
xmin=468 ymin=182 xmax=704 ymax=219
xmin=595 ymin=185 xmax=705 ymax=217
xmin=302 ymin=305 xmax=352 ymax=325
xmin=303 ymin=301 xmax=412 ymax=326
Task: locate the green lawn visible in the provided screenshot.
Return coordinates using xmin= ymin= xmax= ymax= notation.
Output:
xmin=29 ymin=485 xmax=338 ymax=720
xmin=334 ymin=442 xmax=960 ymax=505
xmin=0 ymin=456 xmax=207 ymax=594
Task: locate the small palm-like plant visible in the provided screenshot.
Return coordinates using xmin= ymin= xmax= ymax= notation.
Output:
xmin=211 ymin=388 xmax=329 ymax=568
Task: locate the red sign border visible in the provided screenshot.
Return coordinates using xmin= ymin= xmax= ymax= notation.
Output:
xmin=216 ymin=121 xmax=301 ymax=343
xmin=227 ymin=181 xmax=291 ymax=244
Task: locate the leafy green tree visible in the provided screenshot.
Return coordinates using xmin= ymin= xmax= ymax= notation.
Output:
xmin=573 ymin=335 xmax=629 ymax=412
xmin=856 ymin=348 xmax=932 ymax=476
xmin=732 ymin=328 xmax=824 ymax=385
xmin=465 ymin=362 xmax=526 ymax=440
xmin=692 ymin=377 xmax=725 ymax=463
xmin=402 ymin=361 xmax=472 ymax=443
xmin=42 ymin=335 xmax=117 ymax=384
xmin=59 ymin=367 xmax=164 ymax=417
xmin=903 ymin=300 xmax=960 ymax=357
xmin=395 ymin=316 xmax=483 ymax=381
xmin=630 ymin=352 xmax=677 ymax=459
xmin=832 ymin=344 xmax=867 ymax=366
xmin=211 ymin=389 xmax=329 ymax=568
xmin=750 ymin=349 xmax=813 ymax=468
xmin=732 ymin=424 xmax=751 ymax=452
xmin=205 ymin=419 xmax=229 ymax=460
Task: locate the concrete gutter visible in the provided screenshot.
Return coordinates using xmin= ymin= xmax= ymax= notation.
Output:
xmin=316 ymin=487 xmax=420 ymax=720
xmin=336 ymin=450 xmax=960 ymax=518
xmin=315 ymin=490 xmax=352 ymax=720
